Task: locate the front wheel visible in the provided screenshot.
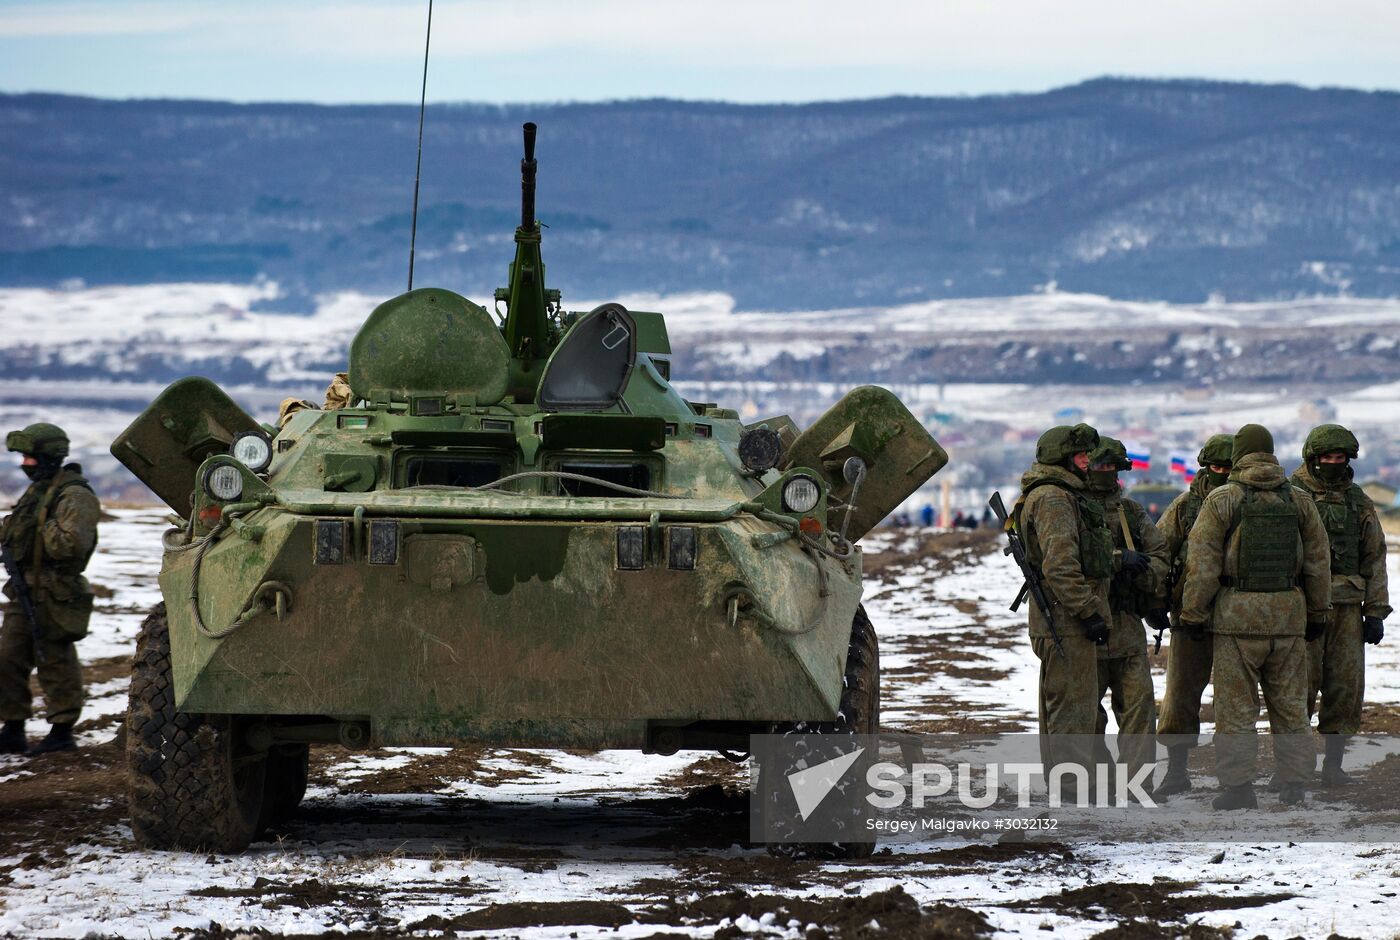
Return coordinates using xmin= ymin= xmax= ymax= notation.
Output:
xmin=768 ymin=604 xmax=880 ymax=860
xmin=126 ymin=603 xmax=267 ymax=852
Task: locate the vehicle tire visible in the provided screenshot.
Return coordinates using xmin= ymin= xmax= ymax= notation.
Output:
xmin=767 ymin=604 xmax=880 ymax=860
xmin=126 ymin=603 xmax=267 ymax=852
xmin=260 ymin=744 xmax=310 ymax=830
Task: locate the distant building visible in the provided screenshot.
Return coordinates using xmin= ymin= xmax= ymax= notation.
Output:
xmin=1361 ymin=480 xmax=1399 ymax=508
xmin=1299 ymin=398 xmax=1337 ymax=424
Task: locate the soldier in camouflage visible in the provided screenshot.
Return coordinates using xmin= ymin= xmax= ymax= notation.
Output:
xmin=1154 ymin=433 xmax=1233 ymax=795
xmin=1290 ymin=424 xmax=1391 ymax=785
xmin=1085 ymin=437 xmax=1169 ymax=783
xmin=1016 ymin=424 xmax=1114 ymax=793
xmin=1180 ymin=424 xmax=1331 ymax=809
xmin=0 ymin=424 xmax=101 ymax=755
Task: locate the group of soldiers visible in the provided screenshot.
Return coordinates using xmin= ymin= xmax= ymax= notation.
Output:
xmin=0 ymin=423 xmax=99 ymax=756
xmin=1016 ymin=421 xmax=1391 ymax=808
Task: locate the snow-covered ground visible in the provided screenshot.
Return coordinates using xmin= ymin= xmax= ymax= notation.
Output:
xmin=2 ymin=514 xmax=1399 ymax=937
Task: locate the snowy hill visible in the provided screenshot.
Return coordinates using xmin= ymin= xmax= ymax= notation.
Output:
xmin=5 ymin=79 xmax=1400 ymax=308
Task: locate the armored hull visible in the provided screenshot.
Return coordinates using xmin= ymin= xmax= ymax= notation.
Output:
xmin=113 ymin=124 xmax=947 ymax=852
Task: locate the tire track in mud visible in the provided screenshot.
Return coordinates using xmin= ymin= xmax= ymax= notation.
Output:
xmin=862 ymin=528 xmax=1037 ymax=735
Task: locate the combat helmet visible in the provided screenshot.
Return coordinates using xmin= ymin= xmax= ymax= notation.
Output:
xmin=1036 ymin=423 xmax=1099 ymax=466
xmin=1090 ymin=436 xmax=1131 ymax=471
xmin=1302 ymin=424 xmax=1359 ymax=460
xmin=6 ymin=422 xmax=69 ymax=460
xmin=1197 ymin=433 xmax=1234 ymax=468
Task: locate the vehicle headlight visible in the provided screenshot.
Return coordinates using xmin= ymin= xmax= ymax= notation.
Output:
xmin=230 ymin=431 xmax=273 ymax=473
xmin=782 ymin=475 xmax=820 ymax=514
xmin=203 ymin=463 xmax=244 ymax=502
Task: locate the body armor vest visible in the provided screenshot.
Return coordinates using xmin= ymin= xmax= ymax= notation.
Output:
xmin=1313 ymin=485 xmax=1363 ymax=577
xmin=1 ymin=470 xmax=95 ymax=577
xmin=1020 ymin=480 xmax=1115 ymax=582
xmin=1173 ymin=492 xmax=1205 ymax=575
xmin=1234 ymin=485 xmax=1299 ymax=593
xmin=1105 ymin=498 xmax=1151 ymax=615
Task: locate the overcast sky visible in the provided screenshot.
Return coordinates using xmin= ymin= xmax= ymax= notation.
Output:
xmin=3 ymin=0 xmax=1399 ymax=104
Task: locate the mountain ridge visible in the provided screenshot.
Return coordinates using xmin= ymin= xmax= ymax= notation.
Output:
xmin=4 ymin=77 xmax=1400 ymax=308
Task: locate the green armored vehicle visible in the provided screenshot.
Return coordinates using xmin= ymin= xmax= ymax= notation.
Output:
xmin=112 ymin=124 xmax=948 ymax=853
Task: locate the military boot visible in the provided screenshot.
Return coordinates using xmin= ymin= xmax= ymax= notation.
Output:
xmin=1319 ymin=736 xmax=1354 ymax=787
xmin=1156 ymin=745 xmax=1191 ymax=796
xmin=0 ymin=720 xmax=27 ymax=755
xmin=1211 ymin=784 xmax=1257 ymax=811
xmin=1278 ymin=782 xmax=1307 ymax=806
xmin=29 ymin=722 xmax=76 ymax=754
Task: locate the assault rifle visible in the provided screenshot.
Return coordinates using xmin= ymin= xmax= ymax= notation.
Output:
xmin=989 ymin=491 xmax=1065 ymax=660
xmin=0 ymin=541 xmax=43 ymax=664
xmin=1148 ymin=567 xmax=1178 ymax=654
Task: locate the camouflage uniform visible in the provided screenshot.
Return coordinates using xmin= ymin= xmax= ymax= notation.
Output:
xmin=1180 ymin=426 xmax=1330 ymax=802
xmin=1086 ymin=438 xmax=1168 ymax=780
xmin=0 ymin=425 xmax=101 ymax=750
xmin=1156 ymin=434 xmax=1234 ymax=753
xmin=1015 ymin=426 xmax=1114 ymax=792
xmin=1290 ymin=425 xmax=1390 ymax=783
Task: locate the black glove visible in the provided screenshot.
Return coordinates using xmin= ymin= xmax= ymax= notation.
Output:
xmin=1305 ymin=619 xmax=1327 ymax=642
xmin=1118 ymin=549 xmax=1152 ymax=579
xmin=1178 ymin=619 xmax=1207 ymax=641
xmin=1364 ymin=616 xmax=1385 ymax=645
xmin=1082 ymin=613 xmax=1110 ymax=646
xmin=1144 ymin=608 xmax=1171 ymax=634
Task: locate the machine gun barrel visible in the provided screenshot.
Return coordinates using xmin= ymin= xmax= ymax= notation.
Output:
xmin=989 ymin=491 xmax=1065 ymax=661
xmin=520 ymin=121 xmax=538 ymax=232
xmin=0 ymin=542 xmax=43 ymax=665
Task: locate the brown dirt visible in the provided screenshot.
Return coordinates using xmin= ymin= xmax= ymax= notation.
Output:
xmin=1016 ymin=880 xmax=1294 ymax=923
xmin=409 ymin=899 xmax=638 ymax=931
xmin=644 ymin=884 xmax=992 ymax=939
xmin=191 ymin=877 xmax=388 ymax=911
xmin=864 ymin=529 xmax=1000 ymax=581
xmin=0 ymin=738 xmax=126 ymax=866
xmin=1360 ymin=702 xmax=1400 ymax=735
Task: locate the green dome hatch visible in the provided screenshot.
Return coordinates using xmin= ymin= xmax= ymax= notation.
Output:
xmin=349 ymin=288 xmax=511 ymax=407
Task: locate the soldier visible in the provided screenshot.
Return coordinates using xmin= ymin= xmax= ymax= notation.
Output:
xmin=1015 ymin=424 xmax=1114 ymax=795
xmin=0 ymin=424 xmax=101 ymax=755
xmin=1154 ymin=433 xmax=1234 ymax=795
xmin=1085 ymin=437 xmax=1169 ymax=783
xmin=1290 ymin=425 xmax=1391 ymax=785
xmin=1179 ymin=424 xmax=1330 ymax=809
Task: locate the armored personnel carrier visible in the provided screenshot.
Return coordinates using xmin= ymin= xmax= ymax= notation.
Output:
xmin=112 ymin=124 xmax=948 ymax=853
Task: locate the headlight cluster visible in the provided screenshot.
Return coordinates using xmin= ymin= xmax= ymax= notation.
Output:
xmin=200 ymin=431 xmax=273 ymax=503
xmin=781 ymin=475 xmax=820 ymax=514
xmin=203 ymin=463 xmax=244 ymax=502
xmin=230 ymin=431 xmax=273 ymax=473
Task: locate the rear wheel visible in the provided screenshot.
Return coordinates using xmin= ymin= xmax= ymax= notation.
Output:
xmin=126 ymin=603 xmax=267 ymax=852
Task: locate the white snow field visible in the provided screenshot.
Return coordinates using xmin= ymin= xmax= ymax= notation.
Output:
xmin=1 ymin=514 xmax=1398 ymax=938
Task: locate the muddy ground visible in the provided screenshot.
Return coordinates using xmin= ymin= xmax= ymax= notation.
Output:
xmin=2 ymin=517 xmax=1399 ymax=938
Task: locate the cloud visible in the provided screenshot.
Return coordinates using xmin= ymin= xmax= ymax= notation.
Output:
xmin=4 ymin=0 xmax=1400 ymax=101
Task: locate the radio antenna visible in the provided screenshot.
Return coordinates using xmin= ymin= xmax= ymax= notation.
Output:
xmin=406 ymin=0 xmax=434 ymax=291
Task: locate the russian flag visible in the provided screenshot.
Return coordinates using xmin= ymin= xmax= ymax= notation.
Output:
xmin=1169 ymin=451 xmax=1192 ymax=476
xmin=1124 ymin=441 xmax=1151 ymax=471
xmin=1183 ymin=466 xmax=1197 ymax=483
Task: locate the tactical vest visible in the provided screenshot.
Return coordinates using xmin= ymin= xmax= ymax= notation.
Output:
xmin=1233 ymin=485 xmax=1300 ymax=593
xmin=1020 ymin=480 xmax=1115 ymax=582
xmin=1313 ymin=485 xmax=1363 ymax=578
xmin=1 ymin=469 xmax=96 ymax=577
xmin=1171 ymin=491 xmax=1205 ymax=575
xmin=1103 ymin=497 xmax=1150 ymax=615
